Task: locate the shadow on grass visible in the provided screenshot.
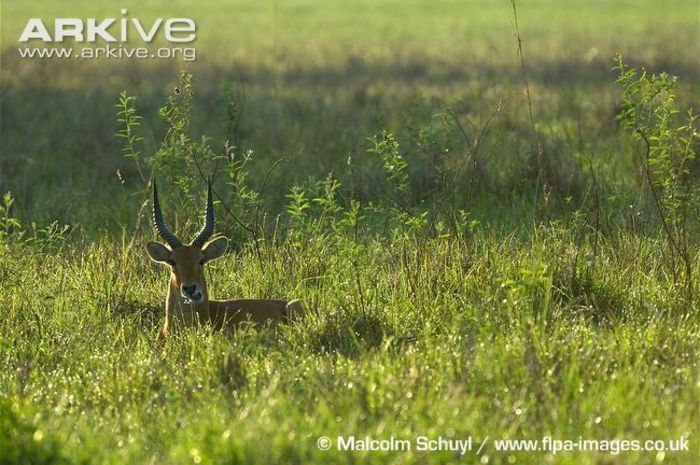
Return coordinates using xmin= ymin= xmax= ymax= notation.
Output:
xmin=109 ymin=299 xmax=163 ymax=332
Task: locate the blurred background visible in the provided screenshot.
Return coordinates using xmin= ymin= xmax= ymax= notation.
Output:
xmin=1 ymin=0 xmax=698 ymax=236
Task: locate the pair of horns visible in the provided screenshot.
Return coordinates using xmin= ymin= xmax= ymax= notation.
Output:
xmin=152 ymin=179 xmax=215 ymax=248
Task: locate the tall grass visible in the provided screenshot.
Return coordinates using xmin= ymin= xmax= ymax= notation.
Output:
xmin=1 ymin=2 xmax=699 ymax=464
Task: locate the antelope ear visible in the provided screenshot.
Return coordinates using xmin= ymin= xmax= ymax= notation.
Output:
xmin=202 ymin=237 xmax=228 ymax=262
xmin=146 ymin=241 xmax=171 ymax=263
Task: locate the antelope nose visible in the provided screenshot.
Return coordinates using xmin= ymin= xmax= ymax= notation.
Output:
xmin=181 ymin=284 xmax=197 ymax=297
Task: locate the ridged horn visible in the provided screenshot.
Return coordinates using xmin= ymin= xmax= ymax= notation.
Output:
xmin=152 ymin=179 xmax=182 ymax=248
xmin=191 ymin=180 xmax=215 ymax=247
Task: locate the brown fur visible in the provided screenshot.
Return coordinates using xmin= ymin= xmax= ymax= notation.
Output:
xmin=147 ymin=240 xmax=303 ymax=342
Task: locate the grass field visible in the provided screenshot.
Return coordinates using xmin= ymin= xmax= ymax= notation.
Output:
xmin=1 ymin=1 xmax=699 ymax=464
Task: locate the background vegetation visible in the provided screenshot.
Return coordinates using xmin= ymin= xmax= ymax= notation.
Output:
xmin=1 ymin=1 xmax=698 ymax=464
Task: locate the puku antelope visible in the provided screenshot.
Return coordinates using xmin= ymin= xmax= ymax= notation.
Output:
xmin=146 ymin=180 xmax=303 ymax=341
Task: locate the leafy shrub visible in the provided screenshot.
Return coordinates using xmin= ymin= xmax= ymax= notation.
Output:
xmin=614 ymin=55 xmax=699 ymax=298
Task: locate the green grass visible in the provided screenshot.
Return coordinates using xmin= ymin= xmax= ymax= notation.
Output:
xmin=1 ymin=1 xmax=699 ymax=464
xmin=2 ymin=229 xmax=698 ymax=464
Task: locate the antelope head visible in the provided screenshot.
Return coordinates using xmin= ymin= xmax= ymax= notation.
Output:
xmin=146 ymin=180 xmax=228 ymax=306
